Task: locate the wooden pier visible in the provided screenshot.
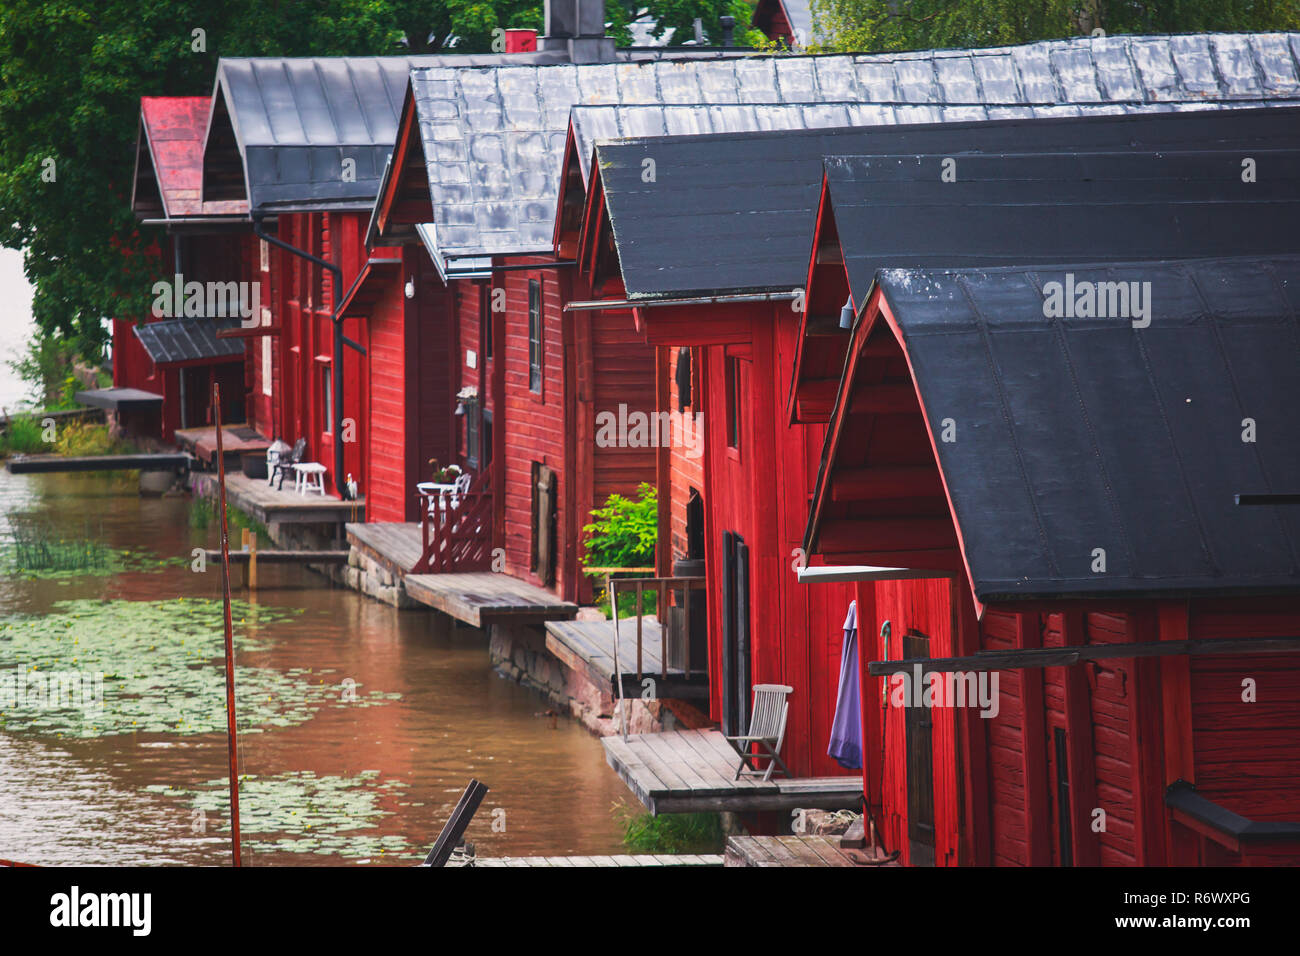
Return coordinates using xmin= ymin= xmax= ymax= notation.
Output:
xmin=175 ymin=424 xmax=271 ymax=466
xmin=346 ymin=521 xmax=422 ymax=574
xmin=473 ymin=853 xmax=723 ymax=867
xmin=203 ymin=549 xmax=350 ymax=564
xmin=546 ymin=618 xmax=709 ymax=700
xmin=603 ymin=730 xmax=863 ymax=815
xmin=195 ymin=471 xmax=364 ymax=525
xmin=404 ymin=572 xmax=577 ymax=628
xmin=725 ymin=836 xmax=899 ymax=868
xmin=6 ymin=453 xmax=189 ymax=474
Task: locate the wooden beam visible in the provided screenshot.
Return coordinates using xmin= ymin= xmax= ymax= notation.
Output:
xmin=868 ymin=634 xmax=1300 ymax=675
xmin=1061 ymin=611 xmax=1101 ymax=866
xmin=831 ymin=465 xmax=944 ymax=501
xmin=817 ymin=516 xmax=956 ymax=553
xmin=849 ymin=383 xmax=921 ymax=416
xmin=1017 ymin=613 xmax=1052 ymax=866
xmin=795 ymin=378 xmax=838 ymax=421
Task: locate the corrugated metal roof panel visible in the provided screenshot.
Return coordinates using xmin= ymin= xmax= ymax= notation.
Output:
xmin=134 ymin=318 xmax=245 ymax=366
xmin=873 ymin=256 xmax=1300 ymax=601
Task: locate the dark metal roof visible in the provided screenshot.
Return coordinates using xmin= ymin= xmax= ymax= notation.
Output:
xmin=828 ymin=147 xmax=1300 ymax=308
xmin=873 ymin=256 xmax=1300 ymax=602
xmin=205 ymin=54 xmax=571 ymax=215
xmin=418 ymin=32 xmax=1300 ymax=264
xmin=75 ymin=388 xmax=164 ymax=412
xmin=205 ymin=45 xmax=753 ymax=216
xmin=134 ymin=318 xmax=246 ymax=366
xmin=596 ymin=104 xmax=1300 ymax=299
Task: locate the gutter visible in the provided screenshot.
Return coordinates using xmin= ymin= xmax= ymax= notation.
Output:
xmin=253 ymin=218 xmax=364 ymax=500
xmin=564 ymin=290 xmax=800 ymax=312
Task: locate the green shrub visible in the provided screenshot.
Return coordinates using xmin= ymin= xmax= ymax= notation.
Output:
xmin=582 ymin=483 xmax=657 ymax=568
xmin=0 ymin=414 xmax=51 ymax=454
xmin=583 ymin=483 xmax=658 ymax=618
xmin=614 ymin=800 xmax=724 ymax=855
xmin=53 ymin=421 xmax=135 ymax=457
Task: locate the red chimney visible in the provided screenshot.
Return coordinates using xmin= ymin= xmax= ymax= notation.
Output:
xmin=505 ymin=28 xmax=537 ymax=52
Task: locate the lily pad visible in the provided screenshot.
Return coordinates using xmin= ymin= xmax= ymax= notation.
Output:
xmin=0 ymin=599 xmax=401 ymax=738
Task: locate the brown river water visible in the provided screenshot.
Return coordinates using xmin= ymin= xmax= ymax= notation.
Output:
xmin=0 ymin=469 xmax=633 ymax=865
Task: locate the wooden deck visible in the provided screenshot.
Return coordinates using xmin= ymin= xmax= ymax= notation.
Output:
xmin=6 ymin=453 xmax=189 ymax=474
xmin=603 ymin=730 xmax=863 ymax=815
xmin=194 ymin=471 xmax=365 ymax=525
xmin=546 ymin=618 xmax=709 ymax=700
xmin=404 ymin=572 xmax=578 ymax=628
xmin=473 ymin=853 xmax=722 ymax=868
xmin=725 ymin=836 xmax=899 ymax=867
xmin=175 ymin=424 xmax=271 ymax=465
xmin=346 ymin=521 xmax=422 ymax=575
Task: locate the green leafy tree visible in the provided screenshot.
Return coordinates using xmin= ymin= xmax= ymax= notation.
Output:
xmin=810 ymin=0 xmax=1300 ymax=54
xmin=0 ymin=0 xmax=695 ymax=362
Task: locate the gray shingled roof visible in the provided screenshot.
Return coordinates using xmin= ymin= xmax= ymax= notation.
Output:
xmin=208 ymin=47 xmax=750 ymax=215
xmin=207 ymin=54 xmax=568 ymax=214
xmin=411 ymin=33 xmax=1300 ymax=267
xmin=861 ymin=257 xmax=1300 ymax=602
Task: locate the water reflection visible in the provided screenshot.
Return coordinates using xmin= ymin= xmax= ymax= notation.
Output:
xmin=0 ymin=470 xmax=633 ymax=865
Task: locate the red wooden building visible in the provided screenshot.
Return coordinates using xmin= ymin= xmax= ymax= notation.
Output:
xmin=570 ymin=98 xmax=1300 ymax=783
xmin=789 ymin=133 xmax=1300 ymax=864
xmin=124 ymin=96 xmax=250 ymax=440
xmin=804 ymin=256 xmax=1300 ymax=866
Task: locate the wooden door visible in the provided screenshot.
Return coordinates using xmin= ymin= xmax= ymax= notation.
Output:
xmin=533 ymin=463 xmax=555 ymax=587
xmin=904 ymin=630 xmax=936 ymax=866
xmin=720 ymin=530 xmax=753 ymax=736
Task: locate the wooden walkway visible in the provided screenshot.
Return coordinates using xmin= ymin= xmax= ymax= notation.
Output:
xmin=546 ymin=618 xmax=709 ymax=700
xmin=474 ymin=853 xmax=722 ymax=868
xmin=404 ymin=572 xmax=578 ymax=628
xmin=346 ymin=521 xmax=422 ymax=574
xmin=175 ymin=424 xmax=271 ymax=465
xmin=603 ymin=730 xmax=863 ymax=815
xmin=197 ymin=471 xmax=365 ymax=525
xmin=6 ymin=453 xmax=189 ymax=473
xmin=725 ymin=836 xmax=899 ymax=868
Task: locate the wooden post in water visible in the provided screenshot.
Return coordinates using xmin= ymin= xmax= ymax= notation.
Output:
xmin=249 ymin=531 xmax=258 ymax=592
xmin=213 ymin=384 xmax=243 ymax=867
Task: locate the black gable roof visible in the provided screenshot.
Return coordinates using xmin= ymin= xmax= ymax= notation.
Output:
xmin=595 ymin=106 xmax=1300 ymax=299
xmin=876 ymin=256 xmax=1300 ymax=603
xmin=828 ymin=147 xmax=1300 ymax=308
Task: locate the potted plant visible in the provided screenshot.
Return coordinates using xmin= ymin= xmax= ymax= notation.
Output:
xmin=427 ymin=459 xmax=463 ymax=484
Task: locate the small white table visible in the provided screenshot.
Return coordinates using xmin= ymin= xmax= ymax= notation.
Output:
xmin=294 ymin=462 xmax=327 ymax=496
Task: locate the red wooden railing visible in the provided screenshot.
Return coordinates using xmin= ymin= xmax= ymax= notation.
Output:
xmin=412 ymin=472 xmax=493 ymax=574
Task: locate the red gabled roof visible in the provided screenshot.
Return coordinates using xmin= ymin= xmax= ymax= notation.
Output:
xmin=134 ymin=96 xmax=247 ymax=219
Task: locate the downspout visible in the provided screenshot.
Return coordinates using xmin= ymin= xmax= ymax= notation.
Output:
xmin=253 ymin=218 xmax=366 ymax=498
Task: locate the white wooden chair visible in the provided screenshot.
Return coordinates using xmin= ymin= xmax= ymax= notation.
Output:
xmin=725 ymin=684 xmax=794 ymax=781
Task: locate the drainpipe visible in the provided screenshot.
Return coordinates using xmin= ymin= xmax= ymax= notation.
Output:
xmin=253 ymin=218 xmax=364 ymax=499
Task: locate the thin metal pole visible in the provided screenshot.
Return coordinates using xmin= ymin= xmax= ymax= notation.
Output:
xmin=213 ymin=383 xmax=242 ymax=867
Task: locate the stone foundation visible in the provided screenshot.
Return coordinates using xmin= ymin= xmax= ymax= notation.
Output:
xmin=342 ymin=544 xmax=421 ymax=609
xmin=487 ymin=617 xmax=703 ymax=738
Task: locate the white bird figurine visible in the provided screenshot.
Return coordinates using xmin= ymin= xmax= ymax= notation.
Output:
xmin=345 ymin=473 xmax=359 ymax=500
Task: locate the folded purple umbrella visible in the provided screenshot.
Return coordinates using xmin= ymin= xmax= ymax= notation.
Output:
xmin=828 ymin=600 xmax=863 ymax=770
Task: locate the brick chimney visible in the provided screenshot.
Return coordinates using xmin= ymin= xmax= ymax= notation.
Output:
xmin=540 ymin=0 xmax=614 ymax=64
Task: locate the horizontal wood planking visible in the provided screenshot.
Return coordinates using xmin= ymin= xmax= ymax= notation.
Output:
xmin=603 ymin=730 xmax=862 ymax=814
xmin=345 ymin=521 xmax=423 ymax=574
xmin=544 ymin=618 xmax=710 ymax=699
xmin=404 ymin=571 xmax=577 ymax=627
